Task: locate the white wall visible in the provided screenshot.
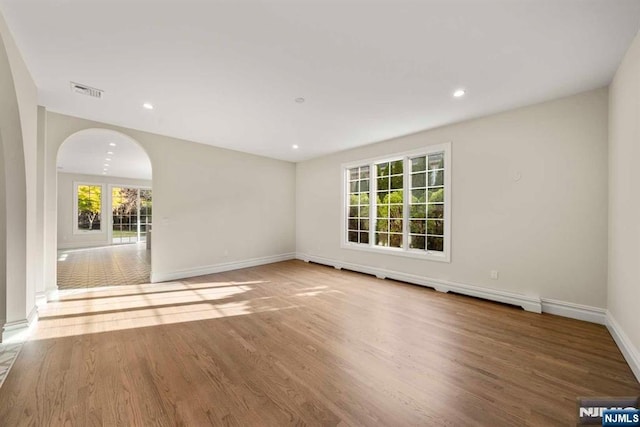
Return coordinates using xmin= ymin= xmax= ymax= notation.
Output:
xmin=5 ymin=13 xmax=38 ymax=321
xmin=44 ymin=112 xmax=296 ymax=284
xmin=608 ymin=30 xmax=640 ymax=381
xmin=35 ymin=106 xmax=46 ymax=297
xmin=57 ymin=172 xmax=152 ymax=249
xmin=297 ymin=88 xmax=609 ymax=310
xmin=0 ymin=116 xmax=6 ymax=329
xmin=0 ymin=10 xmax=37 ymax=338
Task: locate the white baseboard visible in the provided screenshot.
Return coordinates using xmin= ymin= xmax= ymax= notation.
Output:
xmin=296 ymin=253 xmax=543 ymax=313
xmin=35 ymin=291 xmax=48 ymax=307
xmin=606 ymin=311 xmax=640 ymax=383
xmin=27 ymin=305 xmax=38 ymax=325
xmin=1 ymin=306 xmax=38 ymax=343
xmin=541 ymin=298 xmax=606 ymax=325
xmin=151 ymin=252 xmax=296 ymax=283
xmin=46 ymin=288 xmax=60 ymax=302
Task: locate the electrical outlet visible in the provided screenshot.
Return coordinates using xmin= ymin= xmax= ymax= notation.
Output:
xmin=490 ymin=270 xmax=499 ymax=280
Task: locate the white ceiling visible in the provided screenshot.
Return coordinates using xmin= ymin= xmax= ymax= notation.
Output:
xmin=2 ymin=1 xmax=640 ymax=162
xmin=57 ymin=129 xmax=152 ymax=180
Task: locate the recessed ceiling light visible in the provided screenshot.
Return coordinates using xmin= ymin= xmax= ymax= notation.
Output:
xmin=143 ymin=102 xmax=154 ymax=110
xmin=107 ymin=151 xmax=114 ymax=155
xmin=105 ymin=158 xmax=111 ymax=161
xmin=453 ymin=89 xmax=466 ymax=98
xmin=295 ymin=97 xmax=305 ymax=103
xmin=102 ymin=172 xmax=107 ymax=175
xmin=109 ymin=142 xmax=116 ymax=147
xmin=104 ymin=163 xmax=109 ymax=167
xmin=292 ymin=144 xmax=299 ymax=149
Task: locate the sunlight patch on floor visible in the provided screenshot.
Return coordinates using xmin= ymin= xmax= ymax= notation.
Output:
xmin=32 ymin=280 xmax=305 ymax=340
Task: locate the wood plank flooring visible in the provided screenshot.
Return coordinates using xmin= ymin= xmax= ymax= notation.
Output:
xmin=0 ymin=260 xmax=638 ymax=426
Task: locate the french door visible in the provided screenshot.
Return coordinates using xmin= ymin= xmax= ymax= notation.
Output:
xmin=110 ymin=186 xmax=152 ymax=245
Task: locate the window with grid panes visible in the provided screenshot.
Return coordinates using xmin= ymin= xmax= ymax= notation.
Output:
xmin=342 ymin=143 xmax=450 ymax=262
xmin=346 ymin=165 xmax=370 ymax=244
xmin=409 ymin=152 xmax=445 ymax=252
xmin=75 ymin=183 xmax=103 ymax=232
xmin=375 ymin=159 xmax=404 ymax=248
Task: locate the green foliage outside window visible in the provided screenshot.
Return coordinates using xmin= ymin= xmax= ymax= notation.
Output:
xmin=77 ymin=185 xmax=102 ymax=230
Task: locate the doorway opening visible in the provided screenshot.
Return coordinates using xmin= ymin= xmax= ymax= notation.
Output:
xmin=56 ymin=129 xmax=152 ymax=289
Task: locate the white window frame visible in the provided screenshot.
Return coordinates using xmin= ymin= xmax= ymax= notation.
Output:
xmin=73 ymin=181 xmax=105 ymax=234
xmin=340 ymin=142 xmax=451 ymax=263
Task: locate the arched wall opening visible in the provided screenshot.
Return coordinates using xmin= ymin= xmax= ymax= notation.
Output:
xmin=0 ymin=19 xmax=32 ymax=340
xmin=53 ymin=128 xmax=153 ymax=289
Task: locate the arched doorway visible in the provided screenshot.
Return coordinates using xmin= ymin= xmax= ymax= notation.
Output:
xmin=55 ymin=129 xmax=153 ymax=289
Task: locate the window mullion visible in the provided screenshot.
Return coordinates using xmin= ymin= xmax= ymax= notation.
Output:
xmin=344 ymin=169 xmax=349 ymax=245
xmin=370 ymin=162 xmax=376 ymax=248
xmin=403 ymin=157 xmax=409 ymax=251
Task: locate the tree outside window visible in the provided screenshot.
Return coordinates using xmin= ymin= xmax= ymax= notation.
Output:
xmin=77 ymin=184 xmax=102 ymax=231
xmin=343 ymin=143 xmax=450 ymax=262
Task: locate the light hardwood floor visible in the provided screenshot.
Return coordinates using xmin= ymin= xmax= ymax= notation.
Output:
xmin=0 ymin=260 xmax=638 ymax=426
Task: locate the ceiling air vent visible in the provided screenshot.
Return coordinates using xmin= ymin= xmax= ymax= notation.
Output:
xmin=70 ymin=82 xmax=103 ymax=99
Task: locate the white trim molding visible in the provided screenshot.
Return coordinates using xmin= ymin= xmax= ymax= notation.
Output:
xmin=606 ymin=311 xmax=640 ymax=383
xmin=296 ymin=253 xmax=542 ymax=313
xmin=1 ymin=306 xmax=39 ymax=343
xmin=151 ymin=253 xmax=296 ymax=283
xmin=35 ymin=291 xmax=48 ymax=308
xmin=541 ymin=298 xmax=606 ymax=325
xmin=46 ymin=288 xmax=60 ymax=302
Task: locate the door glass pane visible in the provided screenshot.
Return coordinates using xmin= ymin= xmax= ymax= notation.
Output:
xmin=112 ymin=187 xmax=144 ymax=244
xmin=140 ymin=189 xmax=152 ymax=242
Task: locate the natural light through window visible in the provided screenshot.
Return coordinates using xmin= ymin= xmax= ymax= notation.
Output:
xmin=342 ymin=143 xmax=451 ymax=262
xmin=75 ymin=183 xmax=103 ymax=232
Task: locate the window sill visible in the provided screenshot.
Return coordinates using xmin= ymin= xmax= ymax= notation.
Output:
xmin=73 ymin=230 xmax=104 ymax=235
xmin=341 ymin=242 xmax=451 ymax=263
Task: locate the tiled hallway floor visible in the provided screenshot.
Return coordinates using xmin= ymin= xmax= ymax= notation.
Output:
xmin=57 ymin=244 xmax=151 ymax=289
xmin=0 ymin=343 xmax=22 ymax=388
